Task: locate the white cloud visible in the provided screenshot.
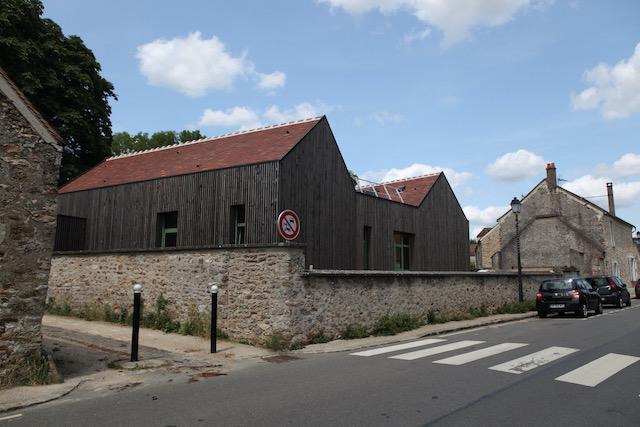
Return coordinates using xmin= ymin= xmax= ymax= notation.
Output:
xmin=320 ymin=0 xmax=546 ymax=46
xmin=354 ymin=111 xmax=404 ymax=126
xmin=199 ymin=107 xmax=261 ymax=129
xmin=486 ymin=149 xmax=547 ymax=181
xmin=612 ymin=153 xmax=640 ymax=177
xmin=571 ymin=42 xmax=640 ymax=119
xmin=563 ymin=175 xmax=640 ymax=210
xmin=402 ymin=27 xmax=431 ymax=44
xmin=360 ymin=163 xmax=472 ymax=189
xmin=198 ymin=102 xmax=331 ymax=130
xmin=370 ymin=111 xmax=404 ymax=125
xmin=256 ymin=71 xmax=287 ymax=92
xmin=137 ymin=32 xmax=286 ymax=96
xmin=264 ymin=102 xmax=332 ymax=123
xmin=464 ymin=205 xmax=509 ymax=227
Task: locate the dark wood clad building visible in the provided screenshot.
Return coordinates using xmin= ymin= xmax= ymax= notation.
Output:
xmin=55 ymin=116 xmax=469 ymax=270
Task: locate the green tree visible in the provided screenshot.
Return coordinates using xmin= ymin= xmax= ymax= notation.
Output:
xmin=178 ymin=130 xmax=205 ymax=142
xmin=0 ymin=0 xmax=116 ymax=183
xmin=111 ymin=130 xmax=207 ymax=156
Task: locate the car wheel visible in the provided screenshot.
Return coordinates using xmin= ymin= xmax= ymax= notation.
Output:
xmin=537 ymin=311 xmax=547 ymax=318
xmin=616 ymin=295 xmax=623 ymax=308
xmin=626 ymin=297 xmax=632 ymax=307
xmin=579 ymin=302 xmax=588 ymax=318
xmin=596 ymin=300 xmax=603 ymax=315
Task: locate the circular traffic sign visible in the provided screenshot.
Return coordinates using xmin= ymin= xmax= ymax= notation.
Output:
xmin=277 ymin=209 xmax=300 ymax=240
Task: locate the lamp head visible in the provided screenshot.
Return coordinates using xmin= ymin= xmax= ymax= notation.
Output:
xmin=510 ymin=197 xmax=522 ymax=215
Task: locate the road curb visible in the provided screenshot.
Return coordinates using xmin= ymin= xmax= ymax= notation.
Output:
xmin=295 ymin=312 xmax=537 ymax=354
xmin=0 ymin=379 xmax=84 ymax=414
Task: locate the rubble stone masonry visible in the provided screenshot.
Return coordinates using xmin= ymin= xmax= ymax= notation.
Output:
xmin=0 ymin=90 xmax=61 ymax=384
xmin=49 ymin=246 xmax=558 ymax=346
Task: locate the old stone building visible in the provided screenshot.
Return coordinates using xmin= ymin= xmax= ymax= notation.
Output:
xmin=0 ymin=67 xmax=63 ymax=386
xmin=477 ymin=163 xmax=639 ymax=284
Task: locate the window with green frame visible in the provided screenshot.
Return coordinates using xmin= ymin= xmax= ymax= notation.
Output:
xmin=157 ymin=211 xmax=178 ymax=248
xmin=231 ymin=205 xmax=246 ymax=244
xmin=393 ymin=232 xmax=413 ymax=270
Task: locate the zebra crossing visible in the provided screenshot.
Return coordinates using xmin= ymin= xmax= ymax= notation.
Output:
xmin=350 ymin=338 xmax=639 ymax=388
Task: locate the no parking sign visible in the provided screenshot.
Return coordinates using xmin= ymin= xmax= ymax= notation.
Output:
xmin=277 ymin=209 xmax=300 ymax=240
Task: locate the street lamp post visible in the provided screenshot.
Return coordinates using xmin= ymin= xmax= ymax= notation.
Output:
xmin=511 ymin=197 xmax=524 ymax=302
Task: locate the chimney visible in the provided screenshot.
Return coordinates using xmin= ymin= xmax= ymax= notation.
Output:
xmin=546 ymin=162 xmax=557 ymax=191
xmin=606 ymin=182 xmax=615 ymax=217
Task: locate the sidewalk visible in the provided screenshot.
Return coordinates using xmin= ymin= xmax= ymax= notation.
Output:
xmin=296 ymin=311 xmax=536 ymax=354
xmin=0 ymin=311 xmax=535 ymax=413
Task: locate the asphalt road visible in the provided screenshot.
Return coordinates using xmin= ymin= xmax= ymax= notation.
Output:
xmin=4 ymin=304 xmax=640 ymax=427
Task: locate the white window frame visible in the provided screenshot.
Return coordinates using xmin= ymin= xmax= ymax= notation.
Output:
xmin=629 ymin=257 xmax=638 ymax=282
xmin=612 ymin=260 xmax=620 ymax=277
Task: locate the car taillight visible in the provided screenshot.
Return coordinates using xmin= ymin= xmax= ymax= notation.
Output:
xmin=537 ymin=292 xmax=542 ymax=301
xmin=571 ymin=290 xmax=580 ymax=299
xmin=607 ymin=278 xmax=618 ymax=291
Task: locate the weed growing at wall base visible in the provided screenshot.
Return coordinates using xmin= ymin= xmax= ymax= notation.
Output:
xmin=373 ymin=314 xmax=424 ymax=336
xmin=0 ymin=352 xmax=51 ymax=389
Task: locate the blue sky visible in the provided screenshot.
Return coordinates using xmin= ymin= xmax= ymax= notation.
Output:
xmin=42 ymin=0 xmax=640 ymax=236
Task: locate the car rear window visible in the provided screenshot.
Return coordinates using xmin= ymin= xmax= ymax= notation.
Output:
xmin=586 ymin=277 xmax=609 ymax=288
xmin=540 ymin=280 xmax=574 ymax=291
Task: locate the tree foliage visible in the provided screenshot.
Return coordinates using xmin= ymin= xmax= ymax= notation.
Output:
xmin=0 ymin=0 xmax=116 ymax=183
xmin=111 ymin=130 xmax=206 ymax=155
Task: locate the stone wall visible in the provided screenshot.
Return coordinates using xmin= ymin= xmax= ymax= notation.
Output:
xmin=0 ymin=89 xmax=62 ymax=384
xmin=48 ymin=246 xmax=559 ymax=346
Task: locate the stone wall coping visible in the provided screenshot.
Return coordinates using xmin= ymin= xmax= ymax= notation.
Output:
xmin=304 ymin=269 xmax=562 ymax=278
xmin=52 ymin=242 xmax=305 ymax=257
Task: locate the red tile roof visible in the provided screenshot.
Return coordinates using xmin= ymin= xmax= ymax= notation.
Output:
xmin=59 ymin=117 xmax=322 ymax=193
xmin=477 ymin=227 xmax=493 ymax=239
xmin=357 ymin=173 xmax=441 ymax=207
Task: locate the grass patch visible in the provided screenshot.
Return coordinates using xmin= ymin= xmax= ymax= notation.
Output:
xmin=341 ymin=324 xmax=369 ymax=339
xmin=0 ymin=352 xmax=51 ymax=389
xmin=373 ymin=314 xmax=424 ymax=336
xmin=48 ymin=296 xmax=231 ymax=340
xmin=306 ymin=329 xmax=332 ymax=344
xmin=264 ymin=333 xmax=290 ymax=351
xmin=495 ymin=299 xmax=536 ymax=314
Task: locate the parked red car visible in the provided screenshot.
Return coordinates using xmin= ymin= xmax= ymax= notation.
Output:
xmin=635 ymin=281 xmax=640 ymax=299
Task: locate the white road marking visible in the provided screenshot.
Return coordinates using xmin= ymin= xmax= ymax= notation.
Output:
xmin=555 ymin=353 xmax=640 ymax=387
xmin=433 ymin=343 xmax=529 ymax=366
xmin=0 ymin=414 xmax=23 ymax=422
xmin=390 ymin=340 xmax=484 ymax=361
xmin=350 ymin=338 xmax=445 ymax=357
xmin=489 ymin=346 xmax=579 ymax=374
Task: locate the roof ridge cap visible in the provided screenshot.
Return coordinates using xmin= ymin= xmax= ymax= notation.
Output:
xmin=106 ymin=116 xmax=323 ymax=161
xmin=379 ymin=172 xmax=442 ymax=185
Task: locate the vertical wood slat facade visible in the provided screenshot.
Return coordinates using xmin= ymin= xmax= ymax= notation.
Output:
xmin=55 ymin=116 xmax=469 ymax=270
xmin=57 ymin=162 xmax=279 ymax=251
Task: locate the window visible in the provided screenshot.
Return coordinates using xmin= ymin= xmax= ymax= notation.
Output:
xmin=393 ymin=232 xmax=413 ymax=271
xmin=612 ymin=261 xmax=620 ymax=277
xmin=363 ymin=226 xmax=372 ymax=269
xmin=157 ymin=211 xmax=178 ymax=248
xmin=630 ymin=257 xmax=638 ymax=282
xmin=230 ymin=205 xmax=246 ymax=244
xmin=53 ymin=215 xmax=86 ymax=251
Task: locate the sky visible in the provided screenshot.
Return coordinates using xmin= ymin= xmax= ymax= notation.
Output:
xmin=42 ymin=0 xmax=640 ymax=237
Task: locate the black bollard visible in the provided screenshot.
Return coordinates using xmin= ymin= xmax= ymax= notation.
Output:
xmin=131 ymin=284 xmax=142 ymax=362
xmin=210 ymin=284 xmax=218 ymax=353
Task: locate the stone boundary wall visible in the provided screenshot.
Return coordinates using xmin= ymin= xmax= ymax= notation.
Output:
xmin=292 ymin=270 xmax=559 ymax=341
xmin=48 ymin=246 xmax=560 ymax=346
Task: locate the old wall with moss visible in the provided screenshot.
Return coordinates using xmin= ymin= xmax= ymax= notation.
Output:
xmin=48 ymin=246 xmax=559 ymax=347
xmin=0 ymin=89 xmax=61 ymax=386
